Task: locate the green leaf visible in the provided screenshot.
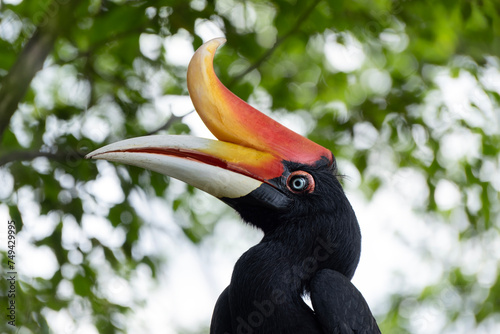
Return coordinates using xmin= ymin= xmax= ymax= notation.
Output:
xmin=73 ymin=273 xmax=92 ymax=296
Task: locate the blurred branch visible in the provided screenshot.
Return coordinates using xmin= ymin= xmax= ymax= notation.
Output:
xmin=0 ymin=0 xmax=82 ymax=143
xmin=146 ymin=110 xmax=195 ymax=135
xmin=0 ymin=30 xmax=58 ymax=140
xmin=229 ymin=0 xmax=322 ymax=86
xmin=0 ymin=150 xmax=84 ymax=167
xmin=71 ymin=27 xmax=145 ymax=62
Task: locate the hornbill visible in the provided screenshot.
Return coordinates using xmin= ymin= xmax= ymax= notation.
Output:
xmin=87 ymin=38 xmax=380 ymax=334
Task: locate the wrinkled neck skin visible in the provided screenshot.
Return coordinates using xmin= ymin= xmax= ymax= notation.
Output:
xmin=228 ymin=201 xmax=361 ymax=332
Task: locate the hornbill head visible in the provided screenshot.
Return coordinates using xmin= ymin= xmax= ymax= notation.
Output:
xmin=87 ymin=38 xmax=360 ymax=279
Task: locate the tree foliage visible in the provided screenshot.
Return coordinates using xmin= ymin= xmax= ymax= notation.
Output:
xmin=0 ymin=0 xmax=499 ymax=333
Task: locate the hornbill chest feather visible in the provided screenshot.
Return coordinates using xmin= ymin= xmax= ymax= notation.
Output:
xmin=87 ymin=38 xmax=380 ymax=334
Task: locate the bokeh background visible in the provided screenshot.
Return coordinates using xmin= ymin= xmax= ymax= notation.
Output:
xmin=1 ymin=0 xmax=499 ymax=333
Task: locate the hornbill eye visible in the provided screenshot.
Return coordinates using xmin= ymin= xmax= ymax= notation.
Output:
xmin=287 ymin=171 xmax=315 ymax=194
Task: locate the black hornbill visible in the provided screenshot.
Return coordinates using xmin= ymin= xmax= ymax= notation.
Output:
xmin=87 ymin=38 xmax=380 ymax=333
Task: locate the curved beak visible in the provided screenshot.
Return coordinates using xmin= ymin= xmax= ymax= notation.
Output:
xmin=86 ymin=38 xmax=332 ymax=209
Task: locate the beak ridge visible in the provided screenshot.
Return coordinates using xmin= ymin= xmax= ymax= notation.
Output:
xmin=187 ymin=38 xmax=333 ymax=166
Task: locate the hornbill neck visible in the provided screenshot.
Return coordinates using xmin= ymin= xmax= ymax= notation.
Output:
xmin=228 ymin=209 xmax=361 ymax=331
xmin=229 ymin=240 xmax=323 ymax=332
xmin=231 ymin=184 xmax=362 ymax=281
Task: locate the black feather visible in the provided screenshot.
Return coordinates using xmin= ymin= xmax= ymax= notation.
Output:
xmin=211 ymin=158 xmax=380 ymax=333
